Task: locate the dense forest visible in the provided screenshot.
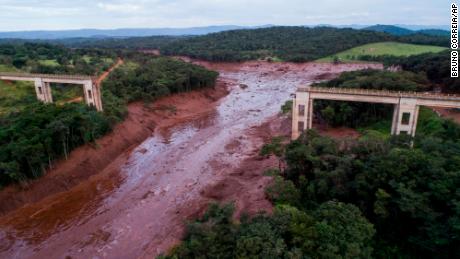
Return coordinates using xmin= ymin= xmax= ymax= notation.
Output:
xmin=159 ymin=27 xmax=448 ymax=62
xmin=163 ymin=117 xmax=460 ymax=258
xmin=0 ymin=44 xmax=218 ymax=186
xmin=102 ymin=55 xmax=218 ymax=102
xmin=0 ymin=42 xmax=117 ymax=75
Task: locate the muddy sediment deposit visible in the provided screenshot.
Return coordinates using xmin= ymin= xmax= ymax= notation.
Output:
xmin=0 ymin=61 xmax=382 ymax=259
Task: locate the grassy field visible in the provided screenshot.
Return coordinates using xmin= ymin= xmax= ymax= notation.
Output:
xmin=38 ymin=59 xmax=60 ymax=66
xmin=317 ymin=42 xmax=447 ymax=62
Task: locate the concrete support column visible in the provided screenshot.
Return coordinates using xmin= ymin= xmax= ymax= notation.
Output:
xmin=83 ymin=80 xmax=103 ymax=111
xmin=34 ymin=79 xmax=53 ymax=103
xmin=391 ymin=103 xmax=400 ymax=135
xmin=391 ymin=98 xmax=419 ymax=136
xmin=307 ymin=97 xmax=314 ymax=129
xmin=291 ymin=91 xmax=312 ymax=140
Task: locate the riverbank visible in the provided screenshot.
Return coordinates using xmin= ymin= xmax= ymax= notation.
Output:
xmin=0 ymin=79 xmax=229 ymax=215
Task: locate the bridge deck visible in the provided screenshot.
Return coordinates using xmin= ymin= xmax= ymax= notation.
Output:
xmin=299 ymin=87 xmax=460 ymax=102
xmin=0 ymin=72 xmax=95 ymax=81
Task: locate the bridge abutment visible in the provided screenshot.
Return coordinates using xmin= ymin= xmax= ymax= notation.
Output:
xmin=83 ymin=81 xmax=103 ymax=111
xmin=292 ymin=91 xmax=314 ymax=139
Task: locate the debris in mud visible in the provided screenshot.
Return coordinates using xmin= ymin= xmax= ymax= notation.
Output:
xmin=137 ymin=148 xmax=148 ymax=154
xmin=239 ymin=84 xmax=249 ymax=89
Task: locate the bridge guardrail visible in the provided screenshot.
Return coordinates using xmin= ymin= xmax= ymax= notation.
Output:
xmin=298 ymin=86 xmax=460 ymax=101
xmin=0 ymin=72 xmax=95 ymax=81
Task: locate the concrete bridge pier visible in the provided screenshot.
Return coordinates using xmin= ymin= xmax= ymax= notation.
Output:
xmin=292 ymin=91 xmax=313 ymax=140
xmin=391 ymin=98 xmax=420 ymax=136
xmin=83 ymin=81 xmax=103 ymax=111
xmin=34 ymin=78 xmax=53 ymax=103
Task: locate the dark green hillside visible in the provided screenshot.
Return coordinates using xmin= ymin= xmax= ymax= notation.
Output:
xmin=161 ymin=26 xmax=395 ymax=62
xmin=160 ymin=26 xmax=448 ymax=62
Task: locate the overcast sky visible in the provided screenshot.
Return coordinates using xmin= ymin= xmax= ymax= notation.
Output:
xmin=0 ymin=0 xmax=449 ymax=31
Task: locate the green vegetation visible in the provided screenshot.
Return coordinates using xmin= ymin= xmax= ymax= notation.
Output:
xmin=317 ymin=42 xmax=447 ymax=63
xmin=280 ymin=100 xmax=293 ymax=114
xmin=0 ymin=80 xmax=37 ymax=115
xmin=159 ymin=27 xmax=448 ymax=62
xmin=161 ymin=201 xmax=375 ymax=259
xmin=344 ymin=50 xmax=460 ymax=95
xmin=103 ymin=56 xmax=218 ymax=102
xmin=277 ymin=129 xmax=460 ymax=258
xmin=0 ymin=42 xmax=116 ymax=75
xmin=0 ymin=103 xmax=112 ymax=184
xmin=164 ymin=121 xmax=460 ymax=259
xmin=381 ymin=51 xmax=459 ymax=94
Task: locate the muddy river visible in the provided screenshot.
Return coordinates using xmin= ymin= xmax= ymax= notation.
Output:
xmin=0 ymin=61 xmax=382 ymax=259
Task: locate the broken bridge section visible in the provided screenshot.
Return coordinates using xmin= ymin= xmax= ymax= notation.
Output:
xmin=0 ymin=72 xmax=103 ymax=111
xmin=292 ymin=86 xmax=460 ymax=139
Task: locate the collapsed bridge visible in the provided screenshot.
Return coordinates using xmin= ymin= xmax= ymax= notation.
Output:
xmin=0 ymin=72 xmax=103 ymax=111
xmin=292 ymin=86 xmax=460 ymax=140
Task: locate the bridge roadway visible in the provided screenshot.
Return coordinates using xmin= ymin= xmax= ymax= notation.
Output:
xmin=292 ymin=86 xmax=460 ymax=139
xmin=0 ymin=72 xmax=103 ymax=111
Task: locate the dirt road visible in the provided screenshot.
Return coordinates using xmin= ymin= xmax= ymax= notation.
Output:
xmin=96 ymin=58 xmax=124 ymax=85
xmin=0 ymin=61 xmax=382 ymax=259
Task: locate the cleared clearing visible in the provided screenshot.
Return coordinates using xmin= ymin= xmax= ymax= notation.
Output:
xmin=317 ymin=42 xmax=447 ymax=62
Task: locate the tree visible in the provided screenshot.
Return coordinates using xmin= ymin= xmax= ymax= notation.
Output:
xmin=260 ymin=136 xmax=286 ymax=171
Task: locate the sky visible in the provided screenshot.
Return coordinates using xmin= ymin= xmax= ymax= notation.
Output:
xmin=0 ymin=0 xmax=449 ymax=31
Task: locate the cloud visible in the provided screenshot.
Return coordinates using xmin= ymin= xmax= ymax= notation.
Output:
xmin=0 ymin=0 xmax=448 ymax=31
xmin=97 ymin=3 xmax=141 ymax=13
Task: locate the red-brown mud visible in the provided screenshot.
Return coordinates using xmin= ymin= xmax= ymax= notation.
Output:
xmin=0 ymin=60 xmax=382 ymax=259
xmin=432 ymin=107 xmax=460 ymax=124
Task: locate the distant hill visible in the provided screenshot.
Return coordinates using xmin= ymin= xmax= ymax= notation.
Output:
xmin=418 ymin=29 xmax=450 ymax=36
xmin=363 ymin=25 xmax=414 ymax=36
xmin=0 ymin=24 xmax=449 ymax=40
xmin=0 ymin=26 xmax=251 ymax=39
xmin=363 ymin=25 xmax=449 ymax=37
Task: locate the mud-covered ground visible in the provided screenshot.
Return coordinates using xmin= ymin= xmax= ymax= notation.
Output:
xmin=0 ymin=61 xmax=382 ymax=259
